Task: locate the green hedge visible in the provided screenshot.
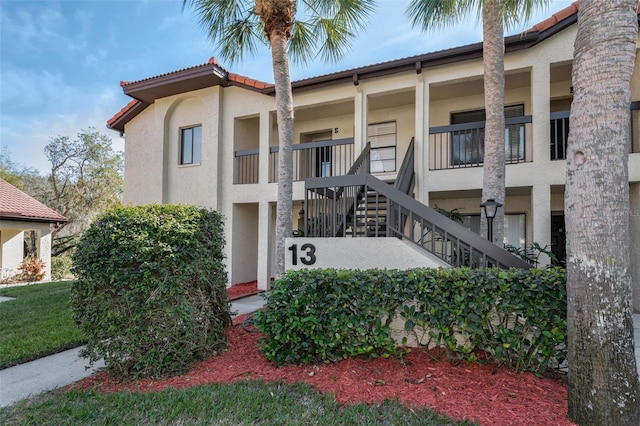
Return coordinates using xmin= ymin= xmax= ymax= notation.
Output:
xmin=255 ymin=267 xmax=566 ymax=373
xmin=71 ymin=204 xmax=229 ymax=379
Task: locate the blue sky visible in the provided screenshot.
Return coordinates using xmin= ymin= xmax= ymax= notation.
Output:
xmin=0 ymin=0 xmax=573 ymax=173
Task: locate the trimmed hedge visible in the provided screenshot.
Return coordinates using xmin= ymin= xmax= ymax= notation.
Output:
xmin=71 ymin=204 xmax=229 ymax=379
xmin=255 ymin=267 xmax=566 ymax=373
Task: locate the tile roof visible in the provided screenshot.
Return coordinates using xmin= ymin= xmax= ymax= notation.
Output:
xmin=107 ymin=99 xmax=141 ymax=128
xmin=120 ymin=57 xmax=272 ymax=92
xmin=107 ymin=3 xmax=640 ymax=132
xmin=528 ymin=1 xmax=579 ymax=33
xmin=0 ymin=178 xmax=67 ymax=223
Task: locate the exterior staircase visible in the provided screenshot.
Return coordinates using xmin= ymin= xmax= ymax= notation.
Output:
xmin=303 ymin=138 xmax=532 ymax=270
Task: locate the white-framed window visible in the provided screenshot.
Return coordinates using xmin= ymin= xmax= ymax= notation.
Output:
xmin=461 ymin=213 xmax=526 ymax=249
xmin=180 ymin=125 xmax=202 ymax=165
xmin=368 ymin=121 xmax=396 ymax=173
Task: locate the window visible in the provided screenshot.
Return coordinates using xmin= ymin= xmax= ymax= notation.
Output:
xmin=368 ymin=121 xmax=396 ymax=173
xmin=180 ymin=126 xmax=202 ymax=165
xmin=462 ymin=213 xmax=526 ymax=249
xmin=450 ymin=105 xmax=525 ymax=166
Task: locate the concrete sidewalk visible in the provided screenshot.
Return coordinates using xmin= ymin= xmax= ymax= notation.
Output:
xmin=0 ymin=294 xmax=266 ymax=408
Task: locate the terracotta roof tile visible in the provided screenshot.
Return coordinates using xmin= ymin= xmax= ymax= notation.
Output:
xmin=107 ymin=99 xmax=141 ymax=127
xmin=228 ymin=72 xmax=273 ymax=90
xmin=0 ymin=179 xmax=67 ymax=223
xmin=528 ymin=1 xmax=579 ymax=32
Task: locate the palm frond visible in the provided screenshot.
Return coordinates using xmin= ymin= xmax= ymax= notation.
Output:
xmin=293 ymin=0 xmax=376 ymax=64
xmin=183 ymin=0 xmax=263 ymax=65
xmin=502 ymin=0 xmax=551 ymax=30
xmin=289 ymin=21 xmax=318 ymax=65
xmin=406 ymin=0 xmax=480 ymax=31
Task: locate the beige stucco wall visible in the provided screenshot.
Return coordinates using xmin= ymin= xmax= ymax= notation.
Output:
xmin=119 ymin=20 xmax=640 ymax=291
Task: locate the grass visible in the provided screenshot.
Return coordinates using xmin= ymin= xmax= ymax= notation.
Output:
xmin=0 ymin=380 xmax=476 ymax=425
xmin=0 ymin=281 xmax=86 ymax=368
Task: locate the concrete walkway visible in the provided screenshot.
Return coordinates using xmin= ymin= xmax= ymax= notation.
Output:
xmin=0 ymin=294 xmax=266 ymax=408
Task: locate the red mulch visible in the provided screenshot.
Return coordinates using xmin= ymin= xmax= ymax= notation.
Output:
xmin=226 ymin=280 xmax=261 ymax=300
xmin=67 ymin=325 xmax=574 ymax=426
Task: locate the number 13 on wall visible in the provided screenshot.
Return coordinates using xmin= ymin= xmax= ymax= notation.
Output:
xmin=288 ymin=243 xmax=316 ymax=266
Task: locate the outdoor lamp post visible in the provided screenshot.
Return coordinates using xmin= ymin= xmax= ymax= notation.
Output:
xmin=480 ymin=198 xmax=503 ymax=243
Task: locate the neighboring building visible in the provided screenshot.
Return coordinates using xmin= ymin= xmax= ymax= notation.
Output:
xmin=0 ymin=178 xmax=67 ymax=281
xmin=108 ymin=4 xmax=640 ymax=309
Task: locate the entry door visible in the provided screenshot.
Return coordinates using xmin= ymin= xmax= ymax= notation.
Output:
xmin=550 ymin=215 xmax=566 ymax=267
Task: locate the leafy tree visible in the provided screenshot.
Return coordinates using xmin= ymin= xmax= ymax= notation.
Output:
xmin=183 ymin=0 xmax=375 ymax=278
xmin=406 ymin=0 xmax=549 ymax=245
xmin=0 ymin=150 xmax=38 ymax=189
xmin=24 ymin=129 xmax=123 ymax=256
xmin=565 ymin=1 xmax=639 ymax=424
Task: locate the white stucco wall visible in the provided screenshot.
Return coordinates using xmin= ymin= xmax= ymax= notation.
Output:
xmin=0 ymin=228 xmax=23 ymax=278
xmin=0 ymin=221 xmax=53 ymax=282
xmin=284 ymin=237 xmax=450 ymax=271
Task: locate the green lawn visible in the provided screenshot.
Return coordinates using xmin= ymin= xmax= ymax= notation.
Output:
xmin=0 ymin=380 xmax=475 ymax=426
xmin=0 ymin=281 xmax=86 ymax=369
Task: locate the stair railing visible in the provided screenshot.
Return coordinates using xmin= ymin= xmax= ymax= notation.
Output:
xmin=304 ymin=143 xmax=371 ymax=237
xmin=305 ymin=173 xmax=532 ymax=270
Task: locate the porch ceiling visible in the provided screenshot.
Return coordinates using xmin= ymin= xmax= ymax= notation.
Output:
xmin=430 ymin=71 xmax=530 ymax=101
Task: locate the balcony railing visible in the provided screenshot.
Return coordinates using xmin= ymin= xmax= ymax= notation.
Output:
xmin=428 ymin=116 xmax=532 ymax=170
xmin=234 ymin=148 xmax=259 ymax=184
xmin=551 ymin=102 xmax=640 ymax=161
xmin=269 ymin=137 xmax=355 ymax=183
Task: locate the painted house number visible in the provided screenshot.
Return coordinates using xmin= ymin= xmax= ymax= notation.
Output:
xmin=288 ymin=243 xmax=316 ymax=266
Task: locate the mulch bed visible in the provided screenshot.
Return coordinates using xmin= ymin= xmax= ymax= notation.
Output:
xmin=68 ymin=324 xmax=574 ymax=426
xmin=226 ymin=280 xmax=262 ymax=300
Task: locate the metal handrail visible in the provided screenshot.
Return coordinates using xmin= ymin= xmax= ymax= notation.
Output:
xmin=305 ymin=173 xmax=532 ymax=270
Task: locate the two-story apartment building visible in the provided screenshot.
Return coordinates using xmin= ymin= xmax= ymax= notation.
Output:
xmin=108 ymin=3 xmax=640 ymax=310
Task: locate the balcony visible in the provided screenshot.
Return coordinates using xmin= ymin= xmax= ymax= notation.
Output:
xmin=233 ymin=138 xmax=355 ymax=185
xmin=550 ymin=102 xmax=640 ymax=161
xmin=428 ymin=116 xmax=532 ymax=170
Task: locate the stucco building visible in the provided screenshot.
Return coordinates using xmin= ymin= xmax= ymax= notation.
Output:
xmin=108 ymin=4 xmax=640 ymax=309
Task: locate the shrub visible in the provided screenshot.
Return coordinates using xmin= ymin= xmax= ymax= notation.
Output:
xmin=17 ymin=258 xmax=46 ymax=282
xmin=51 ymin=255 xmax=74 ymax=281
xmin=255 ymin=267 xmax=566 ymax=373
xmin=71 ymin=204 xmax=229 ymax=379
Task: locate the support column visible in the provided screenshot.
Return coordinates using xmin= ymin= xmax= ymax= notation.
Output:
xmin=259 ymin=111 xmax=271 ymax=185
xmin=256 ymin=200 xmax=273 ymax=291
xmin=630 ymin=183 xmax=640 ymax=312
xmin=415 ymin=75 xmax=429 ymax=204
xmin=532 ymin=184 xmax=552 ymax=265
xmin=531 ymin=63 xmax=551 ymax=164
xmin=38 ymin=226 xmax=52 ymax=282
xmin=353 ymin=87 xmax=367 ymax=153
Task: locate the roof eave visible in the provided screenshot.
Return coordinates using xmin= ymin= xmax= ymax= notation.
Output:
xmin=123 ymin=64 xmax=231 ymax=104
xmin=0 ymin=213 xmax=68 ymax=224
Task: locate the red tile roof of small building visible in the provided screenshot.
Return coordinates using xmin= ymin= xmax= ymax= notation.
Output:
xmin=0 ymin=178 xmax=67 ymax=223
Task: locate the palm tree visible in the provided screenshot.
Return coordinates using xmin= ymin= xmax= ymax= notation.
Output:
xmin=565 ymin=1 xmax=639 ymax=424
xmin=183 ymin=0 xmax=375 ymax=278
xmin=406 ymin=0 xmax=549 ymax=246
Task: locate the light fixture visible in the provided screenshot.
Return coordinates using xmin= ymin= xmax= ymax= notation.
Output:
xmin=480 ymin=198 xmax=503 ymax=243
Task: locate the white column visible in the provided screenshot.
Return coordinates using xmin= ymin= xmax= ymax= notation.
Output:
xmin=532 ymin=184 xmax=552 ymax=265
xmin=256 ymin=200 xmax=273 ymax=291
xmin=353 ymin=86 xmax=367 ymax=153
xmin=531 ymin=63 xmax=551 ymax=165
xmin=259 ymin=111 xmax=271 ymax=185
xmin=38 ymin=226 xmax=52 ymax=282
xmin=415 ymin=75 xmax=430 ymax=205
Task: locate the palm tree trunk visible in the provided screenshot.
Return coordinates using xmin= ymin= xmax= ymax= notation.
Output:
xmin=271 ymin=32 xmax=294 ymax=278
xmin=566 ymin=1 xmax=640 ymax=424
xmin=481 ymin=0 xmax=505 ymax=245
